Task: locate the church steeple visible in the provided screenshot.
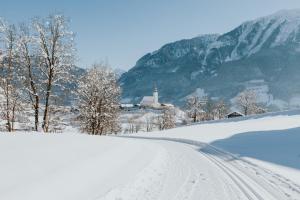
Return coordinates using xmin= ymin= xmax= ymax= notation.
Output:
xmin=153 ymin=83 xmax=158 ymax=105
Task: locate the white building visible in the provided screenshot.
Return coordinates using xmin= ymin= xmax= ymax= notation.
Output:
xmin=140 ymin=87 xmax=160 ymax=108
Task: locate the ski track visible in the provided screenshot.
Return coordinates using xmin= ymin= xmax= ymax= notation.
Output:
xmin=105 ymin=136 xmax=300 ymax=200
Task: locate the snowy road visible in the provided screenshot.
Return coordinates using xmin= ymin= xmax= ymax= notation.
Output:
xmin=2 ymin=111 xmax=300 ymax=200
xmin=102 ymin=136 xmax=300 ymax=200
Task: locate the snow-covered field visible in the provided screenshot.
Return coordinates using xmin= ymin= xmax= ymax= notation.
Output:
xmin=1 ymin=111 xmax=300 ymax=199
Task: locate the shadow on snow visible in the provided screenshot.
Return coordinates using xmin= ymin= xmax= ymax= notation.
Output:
xmin=209 ymin=127 xmax=300 ymax=170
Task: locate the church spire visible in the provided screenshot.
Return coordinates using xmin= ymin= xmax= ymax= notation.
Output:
xmin=153 ymin=82 xmax=159 ymax=105
xmin=154 ymin=82 xmax=158 ymax=93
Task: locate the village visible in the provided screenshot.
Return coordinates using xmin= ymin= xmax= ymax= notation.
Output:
xmin=119 ymin=85 xmax=253 ymax=133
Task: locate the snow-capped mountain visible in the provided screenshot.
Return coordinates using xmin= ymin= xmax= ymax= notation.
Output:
xmin=120 ymin=9 xmax=300 ymax=110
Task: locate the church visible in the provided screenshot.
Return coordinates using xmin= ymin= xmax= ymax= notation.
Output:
xmin=120 ymin=86 xmax=173 ymax=111
xmin=140 ymin=86 xmax=160 ymax=108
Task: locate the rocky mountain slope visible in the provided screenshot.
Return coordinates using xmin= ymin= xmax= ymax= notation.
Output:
xmin=120 ymin=9 xmax=300 ymax=110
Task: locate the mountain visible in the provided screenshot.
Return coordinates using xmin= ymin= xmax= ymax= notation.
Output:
xmin=120 ymin=9 xmax=300 ymax=110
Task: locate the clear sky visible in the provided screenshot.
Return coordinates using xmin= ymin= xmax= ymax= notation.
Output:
xmin=1 ymin=0 xmax=300 ymax=70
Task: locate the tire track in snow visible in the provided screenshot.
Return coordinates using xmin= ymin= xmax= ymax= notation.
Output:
xmin=201 ymin=147 xmax=266 ymax=200
xmin=201 ymin=144 xmax=299 ymax=200
xmin=122 ymin=136 xmax=299 ymax=200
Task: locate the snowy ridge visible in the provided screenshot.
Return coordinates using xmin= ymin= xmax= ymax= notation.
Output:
xmin=141 ymin=9 xmax=300 ymax=68
xmin=240 ymin=9 xmax=300 ymax=55
xmin=207 ymin=9 xmax=300 ymax=63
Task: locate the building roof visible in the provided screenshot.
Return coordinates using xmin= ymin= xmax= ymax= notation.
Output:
xmin=227 ymin=111 xmax=244 ymax=116
xmin=161 ymin=103 xmax=174 ymax=107
xmin=120 ymin=104 xmax=134 ymax=108
xmin=140 ymin=96 xmax=155 ymax=105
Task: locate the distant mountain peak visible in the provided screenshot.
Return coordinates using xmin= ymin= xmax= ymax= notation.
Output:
xmin=265 ymin=9 xmax=300 ymax=20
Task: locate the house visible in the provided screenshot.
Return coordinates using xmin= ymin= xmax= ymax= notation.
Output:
xmin=120 ymin=104 xmax=140 ymax=111
xmin=161 ymin=103 xmax=174 ymax=108
xmin=227 ymin=111 xmax=244 ymax=118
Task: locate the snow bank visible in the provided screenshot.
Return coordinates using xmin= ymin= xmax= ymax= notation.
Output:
xmin=0 ymin=133 xmax=163 ymax=200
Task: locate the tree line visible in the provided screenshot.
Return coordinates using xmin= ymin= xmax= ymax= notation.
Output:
xmin=0 ymin=14 xmax=120 ymax=134
xmin=0 ymin=14 xmax=76 ymax=132
xmin=185 ymin=89 xmax=266 ymax=123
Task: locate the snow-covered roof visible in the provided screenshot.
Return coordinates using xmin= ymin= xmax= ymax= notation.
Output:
xmin=120 ymin=104 xmax=134 ymax=108
xmin=161 ymin=103 xmax=174 ymax=107
xmin=227 ymin=111 xmax=244 ymax=116
xmin=140 ymin=96 xmax=154 ymax=105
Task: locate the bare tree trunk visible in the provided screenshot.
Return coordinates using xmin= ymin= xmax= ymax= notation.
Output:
xmin=42 ymin=94 xmax=50 ymax=132
xmin=6 ymin=37 xmax=13 ymax=132
xmin=100 ymin=126 xmax=104 ymax=135
xmin=42 ymin=70 xmax=53 ymax=132
xmin=34 ymin=97 xmax=39 ymax=131
xmin=244 ymin=107 xmax=248 ymax=116
xmin=28 ymin=57 xmax=40 ymax=131
xmin=18 ymin=25 xmax=40 ymax=131
xmin=6 ymin=88 xmax=11 ymax=132
xmin=28 ymin=60 xmax=39 ymax=131
xmin=11 ymin=103 xmax=16 ymax=131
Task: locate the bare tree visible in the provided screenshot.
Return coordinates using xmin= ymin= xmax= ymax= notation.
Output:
xmin=126 ymin=117 xmax=136 ymax=133
xmin=125 ymin=114 xmax=141 ymax=133
xmin=18 ymin=23 xmax=41 ymax=131
xmin=134 ymin=122 xmax=142 ymax=133
xmin=161 ymin=108 xmax=176 ymax=130
xmin=0 ymin=20 xmax=21 ymax=132
xmin=203 ymin=97 xmax=215 ymax=120
xmin=145 ymin=116 xmax=155 ymax=132
xmin=255 ymin=106 xmax=267 ymax=114
xmin=155 ymin=115 xmax=164 ymax=131
xmin=185 ymin=96 xmax=203 ymax=123
xmin=236 ymin=90 xmax=258 ymax=115
xmin=214 ymin=99 xmax=228 ymax=119
xmin=77 ymin=64 xmax=121 ymax=135
xmin=33 ymin=14 xmax=75 ymax=132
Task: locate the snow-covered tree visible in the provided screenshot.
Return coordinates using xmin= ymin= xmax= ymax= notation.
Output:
xmin=17 ymin=23 xmax=41 ymax=131
xmin=161 ymin=108 xmax=176 ymax=130
xmin=203 ymin=97 xmax=215 ymax=120
xmin=77 ymin=64 xmax=121 ymax=135
xmin=155 ymin=115 xmax=164 ymax=131
xmin=126 ymin=114 xmax=143 ymax=133
xmin=126 ymin=116 xmax=136 ymax=133
xmin=237 ymin=90 xmax=259 ymax=115
xmin=185 ymin=96 xmax=203 ymax=122
xmin=145 ymin=116 xmax=155 ymax=132
xmin=214 ymin=99 xmax=228 ymax=119
xmin=33 ymin=14 xmax=75 ymax=132
xmin=0 ymin=19 xmax=22 ymax=132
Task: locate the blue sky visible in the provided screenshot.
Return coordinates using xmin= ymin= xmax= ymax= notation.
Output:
xmin=1 ymin=0 xmax=300 ymax=70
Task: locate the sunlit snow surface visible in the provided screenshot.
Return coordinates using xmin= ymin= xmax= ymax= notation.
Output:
xmin=1 ymin=110 xmax=300 ymax=199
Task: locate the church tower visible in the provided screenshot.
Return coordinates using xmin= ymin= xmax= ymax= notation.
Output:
xmin=153 ymin=84 xmax=159 ymax=105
